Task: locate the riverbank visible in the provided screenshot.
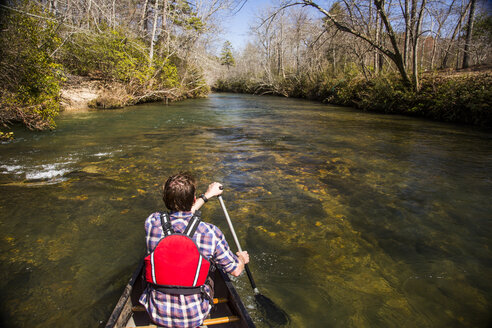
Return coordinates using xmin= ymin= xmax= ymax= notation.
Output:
xmin=0 ymin=1 xmax=211 ymax=138
xmin=0 ymin=75 xmax=203 ymax=141
xmin=213 ymin=68 xmax=492 ymax=129
xmin=59 ymin=74 xmax=199 ymax=112
xmin=60 ymin=76 xmax=99 ymax=112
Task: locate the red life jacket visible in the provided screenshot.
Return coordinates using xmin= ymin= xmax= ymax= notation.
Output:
xmin=144 ymin=212 xmax=212 ymax=296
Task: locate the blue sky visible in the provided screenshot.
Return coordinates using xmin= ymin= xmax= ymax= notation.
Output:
xmin=221 ymin=0 xmax=270 ymax=51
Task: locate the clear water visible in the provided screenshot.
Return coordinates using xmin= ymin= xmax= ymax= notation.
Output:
xmin=0 ymin=93 xmax=491 ymax=327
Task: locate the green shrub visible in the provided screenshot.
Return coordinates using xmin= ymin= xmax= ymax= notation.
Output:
xmin=0 ymin=2 xmax=64 ymax=131
xmin=421 ymin=73 xmax=492 ymax=126
xmin=60 ymin=28 xmax=188 ymax=102
xmin=214 ymin=69 xmax=491 ymax=127
xmin=61 ymin=29 xmax=151 ymax=83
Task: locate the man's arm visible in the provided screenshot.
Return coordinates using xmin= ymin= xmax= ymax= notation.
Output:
xmin=191 ymin=182 xmax=223 ymax=213
xmin=230 ymin=251 xmax=250 ymax=277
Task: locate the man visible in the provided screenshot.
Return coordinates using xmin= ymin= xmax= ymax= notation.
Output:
xmin=139 ymin=172 xmax=249 ymax=327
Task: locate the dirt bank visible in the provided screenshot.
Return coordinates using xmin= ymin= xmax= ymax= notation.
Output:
xmin=60 ymin=75 xmax=101 ymax=112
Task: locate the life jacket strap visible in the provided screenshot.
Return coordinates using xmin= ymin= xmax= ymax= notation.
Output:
xmin=159 ymin=212 xmax=174 ymax=236
xmin=160 ymin=211 xmax=201 ymax=237
xmin=153 ymin=285 xmax=203 ymax=295
xmin=152 ymin=283 xmax=213 ymax=303
xmin=184 ymin=211 xmax=201 ymax=237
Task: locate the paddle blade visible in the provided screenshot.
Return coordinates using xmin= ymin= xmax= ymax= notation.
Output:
xmin=255 ymin=293 xmax=290 ymax=326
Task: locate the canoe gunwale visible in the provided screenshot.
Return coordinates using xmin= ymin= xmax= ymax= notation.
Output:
xmin=105 ymin=260 xmax=145 ymax=328
xmin=217 ymin=269 xmax=255 ymax=328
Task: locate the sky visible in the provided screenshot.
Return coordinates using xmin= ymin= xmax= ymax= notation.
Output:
xmin=221 ymin=0 xmax=270 ymax=51
xmin=219 ymin=0 xmax=492 ymax=52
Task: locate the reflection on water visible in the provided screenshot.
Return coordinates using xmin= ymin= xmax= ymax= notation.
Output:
xmin=0 ymin=93 xmax=491 ymax=327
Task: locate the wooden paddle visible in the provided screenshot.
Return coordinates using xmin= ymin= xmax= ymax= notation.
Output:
xmin=218 ymin=195 xmax=290 ymax=326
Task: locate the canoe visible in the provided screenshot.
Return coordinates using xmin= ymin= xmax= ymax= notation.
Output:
xmin=106 ymin=260 xmax=256 ymax=328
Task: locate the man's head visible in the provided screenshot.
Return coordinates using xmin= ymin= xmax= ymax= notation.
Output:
xmin=163 ymin=172 xmax=196 ymax=212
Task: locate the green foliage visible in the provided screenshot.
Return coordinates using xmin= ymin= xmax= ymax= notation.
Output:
xmin=0 ymin=2 xmax=64 ymax=131
xmin=154 ymin=57 xmax=180 ymax=89
xmin=352 ymin=76 xmax=406 ymax=112
xmin=220 ymin=41 xmax=235 ymax=68
xmin=185 ymin=16 xmax=205 ymax=31
xmin=344 ymin=73 xmax=492 ymax=126
xmin=419 ymin=73 xmax=492 ymax=125
xmin=60 ymin=27 xmax=181 ymax=104
xmin=473 ymin=13 xmax=492 ymax=40
xmin=0 ymin=0 xmax=212 ymax=135
xmin=170 ymin=0 xmax=205 ymax=31
xmin=0 ymin=131 xmax=14 ymax=141
xmin=61 ymin=29 xmax=151 ymax=83
xmin=215 ymin=70 xmax=492 ymax=127
xmin=183 ymin=65 xmax=210 ymax=98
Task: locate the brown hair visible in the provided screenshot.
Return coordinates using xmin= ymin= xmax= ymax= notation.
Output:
xmin=163 ymin=172 xmax=196 ymax=212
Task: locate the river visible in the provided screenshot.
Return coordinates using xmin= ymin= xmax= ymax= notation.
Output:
xmin=0 ymin=93 xmax=491 ymax=327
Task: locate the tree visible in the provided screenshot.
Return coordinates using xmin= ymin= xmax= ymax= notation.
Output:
xmin=470 ymin=11 xmax=492 ymax=64
xmin=0 ymin=0 xmax=240 ymax=134
xmin=463 ymin=0 xmax=477 ymax=68
xmin=439 ymin=0 xmax=472 ymax=69
xmin=0 ymin=2 xmax=63 ymax=131
xmin=220 ymin=40 xmax=235 ymax=69
xmin=295 ymin=0 xmax=413 ymax=87
xmin=149 ymin=0 xmax=160 ymax=67
xmin=272 ymin=0 xmax=489 ymax=89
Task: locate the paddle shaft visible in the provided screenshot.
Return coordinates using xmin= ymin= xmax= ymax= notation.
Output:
xmin=217 ymin=195 xmax=259 ymax=294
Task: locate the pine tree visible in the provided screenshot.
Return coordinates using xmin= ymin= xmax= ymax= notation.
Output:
xmin=220 ymin=41 xmax=235 ymax=69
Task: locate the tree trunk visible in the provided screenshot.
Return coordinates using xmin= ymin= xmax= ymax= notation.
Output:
xmin=374 ymin=0 xmax=412 ymax=86
xmin=149 ymin=0 xmax=160 ymax=67
xmin=302 ymin=0 xmax=412 ymax=86
xmin=441 ymin=1 xmax=471 ymax=68
xmin=462 ymin=0 xmax=476 ymax=68
xmin=278 ymin=19 xmax=285 ymax=78
xmin=87 ymin=0 xmax=92 ymax=29
xmin=112 ymin=0 xmax=116 ymax=29
xmin=49 ymin=0 xmax=58 ymax=15
xmin=403 ymin=0 xmax=410 ymax=68
xmin=333 ymin=48 xmax=336 ymax=73
xmin=430 ymin=20 xmax=437 ymax=70
xmin=160 ymin=0 xmax=169 ymax=56
xmin=374 ymin=4 xmax=380 ymax=74
xmin=141 ymin=0 xmax=149 ymax=35
xmin=378 ymin=10 xmax=384 ymax=72
xmin=430 ymin=0 xmax=455 ymax=70
xmin=411 ymin=0 xmax=427 ymax=90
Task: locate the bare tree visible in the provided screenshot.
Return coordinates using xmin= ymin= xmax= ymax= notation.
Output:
xmin=462 ymin=0 xmax=477 ymax=68
xmin=409 ymin=0 xmax=427 ymax=89
xmin=141 ymin=0 xmax=150 ymax=35
xmin=281 ymin=0 xmax=413 ymax=86
xmin=427 ymin=0 xmax=456 ymax=70
xmin=440 ymin=0 xmax=472 ymax=68
xmin=149 ymin=0 xmax=160 ymax=67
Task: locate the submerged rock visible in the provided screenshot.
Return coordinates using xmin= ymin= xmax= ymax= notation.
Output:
xmin=81 ymin=165 xmax=100 ymax=174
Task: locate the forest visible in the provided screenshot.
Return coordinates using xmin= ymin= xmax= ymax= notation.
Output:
xmin=0 ymin=0 xmax=233 ymax=139
xmin=0 ymin=0 xmax=491 ymax=140
xmin=216 ymin=0 xmax=492 ymax=126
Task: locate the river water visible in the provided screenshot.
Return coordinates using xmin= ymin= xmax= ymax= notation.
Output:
xmin=0 ymin=93 xmax=491 ymax=327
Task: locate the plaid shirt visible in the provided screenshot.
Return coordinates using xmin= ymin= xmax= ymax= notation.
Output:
xmin=139 ymin=211 xmax=239 ymax=328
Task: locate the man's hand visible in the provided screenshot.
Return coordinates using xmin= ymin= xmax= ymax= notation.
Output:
xmin=204 ymin=182 xmax=223 ymax=199
xmin=236 ymin=251 xmax=249 ymax=264
xmin=191 ymin=182 xmax=223 ymax=213
xmin=231 ymin=250 xmax=249 ymax=277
